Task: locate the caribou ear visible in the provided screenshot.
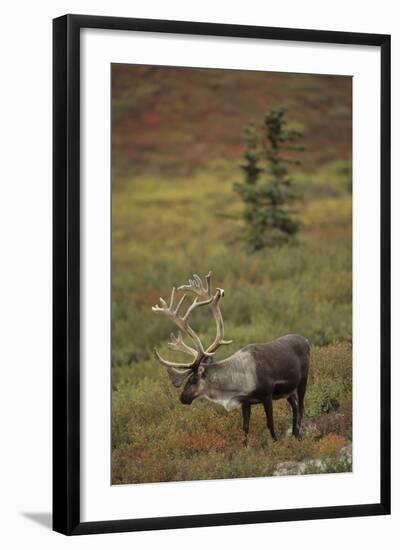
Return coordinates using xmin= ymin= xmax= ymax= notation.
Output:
xmin=198 ymin=365 xmax=206 ymax=376
xmin=165 ymin=366 xmax=192 ymax=388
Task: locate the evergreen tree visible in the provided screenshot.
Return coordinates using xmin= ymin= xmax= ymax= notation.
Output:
xmin=234 ymin=106 xmax=303 ymax=252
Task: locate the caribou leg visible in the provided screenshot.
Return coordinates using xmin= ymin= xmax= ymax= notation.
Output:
xmin=241 ymin=402 xmax=251 ymax=447
xmin=297 ymin=378 xmax=308 ymax=435
xmin=287 ymin=393 xmax=300 ymax=438
xmin=263 ymin=395 xmax=277 ymax=442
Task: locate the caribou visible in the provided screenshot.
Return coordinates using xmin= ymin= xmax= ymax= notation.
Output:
xmin=152 ymin=272 xmax=310 ymax=445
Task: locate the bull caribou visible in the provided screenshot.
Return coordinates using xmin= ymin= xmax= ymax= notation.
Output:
xmin=152 ymin=272 xmax=310 ymax=445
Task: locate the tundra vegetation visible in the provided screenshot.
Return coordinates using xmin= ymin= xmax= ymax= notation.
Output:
xmin=111 ymin=66 xmax=352 ymax=484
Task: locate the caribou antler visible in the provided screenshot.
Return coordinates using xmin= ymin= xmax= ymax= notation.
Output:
xmin=152 ymin=273 xmax=232 ymax=376
xmin=167 ymin=331 xmax=198 ymax=358
xmin=152 ymin=285 xmax=213 ymax=370
xmin=178 ymin=272 xmax=232 ymax=355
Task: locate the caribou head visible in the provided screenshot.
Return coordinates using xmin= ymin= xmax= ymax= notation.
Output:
xmin=152 ymin=272 xmax=232 ymax=399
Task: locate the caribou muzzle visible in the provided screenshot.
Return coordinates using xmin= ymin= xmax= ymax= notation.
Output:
xmin=179 ymin=393 xmax=194 ymax=405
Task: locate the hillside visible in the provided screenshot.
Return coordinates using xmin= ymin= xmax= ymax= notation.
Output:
xmin=112 ymin=64 xmax=351 ymax=177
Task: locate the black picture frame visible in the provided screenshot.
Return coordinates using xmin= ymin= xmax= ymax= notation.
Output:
xmin=53 ymin=14 xmax=391 ymax=536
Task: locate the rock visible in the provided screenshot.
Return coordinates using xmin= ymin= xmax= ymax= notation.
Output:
xmin=272 ymin=460 xmax=300 ymax=476
xmin=297 ymin=458 xmax=324 ymax=473
xmin=273 ymin=459 xmax=325 ymax=476
xmin=339 ymin=444 xmax=352 ymax=460
xmin=273 ymin=454 xmax=351 ymax=477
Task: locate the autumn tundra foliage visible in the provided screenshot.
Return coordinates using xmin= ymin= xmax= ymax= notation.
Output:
xmin=111 ymin=65 xmax=352 ymax=484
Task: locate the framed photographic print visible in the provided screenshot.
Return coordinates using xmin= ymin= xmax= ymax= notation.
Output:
xmin=53 ymin=14 xmax=391 ymax=535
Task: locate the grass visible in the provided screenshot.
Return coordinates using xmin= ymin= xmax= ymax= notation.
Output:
xmin=111 ymin=167 xmax=352 ymax=484
xmin=111 ymin=66 xmax=352 ymax=484
xmin=112 ymin=341 xmax=352 ymax=484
